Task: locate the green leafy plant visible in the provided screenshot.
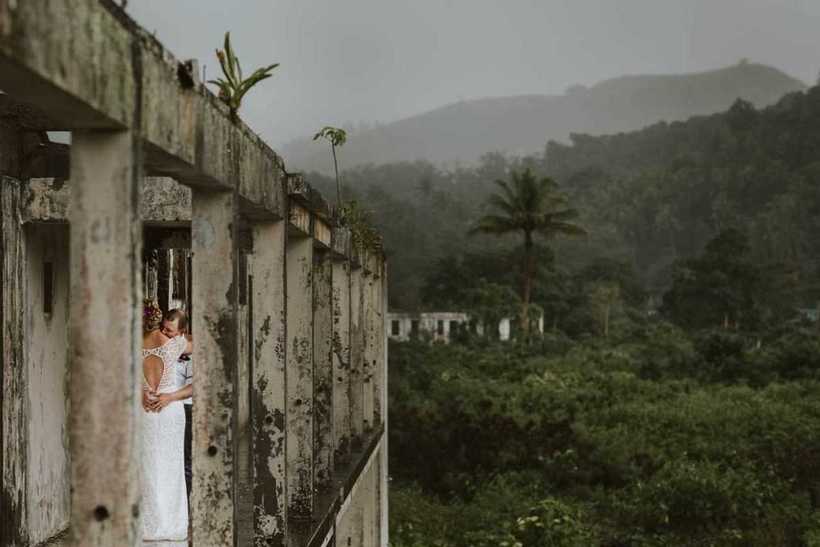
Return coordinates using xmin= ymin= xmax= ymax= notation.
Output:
xmin=209 ymin=32 xmax=279 ymax=118
xmin=313 ymin=126 xmax=348 ymax=208
xmin=338 ymin=199 xmax=382 ymax=251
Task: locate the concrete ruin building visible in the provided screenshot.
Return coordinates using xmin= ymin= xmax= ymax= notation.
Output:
xmin=387 ymin=312 xmax=543 ymax=344
xmin=0 ymin=2 xmax=388 ymax=546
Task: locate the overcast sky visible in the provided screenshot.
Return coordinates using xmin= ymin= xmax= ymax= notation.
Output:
xmin=127 ymin=0 xmax=820 ymax=148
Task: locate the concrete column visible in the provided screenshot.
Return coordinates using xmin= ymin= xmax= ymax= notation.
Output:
xmin=66 ymin=131 xmax=141 ymax=546
xmin=250 ymin=220 xmax=288 ymax=546
xmin=372 ymin=261 xmax=384 ymax=426
xmin=331 ymin=260 xmax=351 ymax=462
xmin=286 ymin=235 xmax=314 ymax=518
xmin=236 ymin=248 xmax=253 ymax=547
xmin=362 ymin=265 xmax=375 ymax=432
xmin=349 ymin=265 xmax=364 ymax=447
xmin=313 ymin=249 xmax=334 ymax=490
xmin=380 ymin=267 xmax=390 ymax=547
xmin=191 ymin=189 xmax=239 ymax=546
xmin=1 ymin=176 xmax=28 ymax=545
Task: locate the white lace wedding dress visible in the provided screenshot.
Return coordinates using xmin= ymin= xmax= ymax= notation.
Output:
xmin=141 ymin=335 xmax=189 ymax=546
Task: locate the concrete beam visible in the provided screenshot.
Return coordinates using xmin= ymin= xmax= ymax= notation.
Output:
xmin=66 ymin=130 xmax=141 ymax=546
xmin=312 ymin=250 xmax=334 ymax=492
xmin=250 ymin=220 xmax=288 ymax=545
xmin=0 ymin=0 xmax=287 ymax=219
xmin=191 ymin=189 xmax=239 ymax=545
xmin=314 ymin=217 xmax=332 ymax=250
xmin=22 ymin=176 xmax=193 ymax=224
xmin=0 ymin=1 xmax=136 ymax=129
xmin=286 ymin=234 xmax=314 ymax=518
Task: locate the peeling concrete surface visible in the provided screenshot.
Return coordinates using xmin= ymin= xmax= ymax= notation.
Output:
xmin=0 ymin=0 xmax=389 ymax=543
xmin=250 ymin=220 xmax=288 ymax=546
xmin=331 ymin=260 xmax=352 ymax=463
xmin=313 ymin=251 xmax=334 ymax=492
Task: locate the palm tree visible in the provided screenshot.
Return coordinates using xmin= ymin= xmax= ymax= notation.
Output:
xmin=471 ymin=168 xmax=586 ymax=334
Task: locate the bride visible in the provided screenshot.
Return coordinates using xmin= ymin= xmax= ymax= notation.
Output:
xmin=141 ymin=300 xmax=192 ymax=545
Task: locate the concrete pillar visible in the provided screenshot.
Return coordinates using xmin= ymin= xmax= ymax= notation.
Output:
xmin=362 ymin=264 xmax=375 ymax=432
xmin=286 ymin=235 xmax=314 ymax=518
xmin=250 ymin=220 xmax=288 ymax=545
xmin=66 ymin=131 xmax=142 ymax=546
xmin=236 ymin=247 xmax=254 ymax=547
xmin=331 ymin=259 xmax=351 ymax=462
xmin=349 ymin=265 xmax=364 ymax=447
xmin=1 ymin=176 xmax=28 ymax=545
xmin=313 ymin=249 xmax=334 ymax=490
xmin=191 ymin=189 xmax=239 ymax=546
xmin=380 ymin=267 xmax=390 ymax=547
xmin=372 ymin=261 xmax=384 ymax=426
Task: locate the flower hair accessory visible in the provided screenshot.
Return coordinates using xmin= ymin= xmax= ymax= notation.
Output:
xmin=143 ymin=298 xmax=163 ymax=331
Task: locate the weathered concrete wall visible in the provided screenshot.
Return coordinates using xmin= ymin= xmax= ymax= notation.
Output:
xmin=24 ymin=224 xmax=70 ymax=545
xmin=22 ymin=176 xmax=192 ymax=224
xmin=1 ymin=1 xmax=389 ymax=544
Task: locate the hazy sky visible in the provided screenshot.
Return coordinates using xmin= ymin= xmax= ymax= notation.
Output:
xmin=127 ymin=0 xmax=820 ymax=148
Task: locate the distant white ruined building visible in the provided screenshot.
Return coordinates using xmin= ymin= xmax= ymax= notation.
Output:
xmin=387 ymin=311 xmax=543 ymax=343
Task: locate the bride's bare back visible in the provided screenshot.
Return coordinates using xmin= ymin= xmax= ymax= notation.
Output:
xmin=142 ymin=330 xmax=185 ymax=393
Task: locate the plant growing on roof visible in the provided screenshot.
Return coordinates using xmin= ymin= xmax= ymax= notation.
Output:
xmin=209 ymin=32 xmax=279 ymax=118
xmin=339 ymin=199 xmax=382 ymax=252
xmin=313 ymin=126 xmax=347 ymax=209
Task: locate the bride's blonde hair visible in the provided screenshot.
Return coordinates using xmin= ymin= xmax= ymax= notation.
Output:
xmin=143 ymin=299 xmax=163 ymax=332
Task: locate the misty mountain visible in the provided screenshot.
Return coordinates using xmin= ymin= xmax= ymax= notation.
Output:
xmin=284 ymin=62 xmax=805 ymax=172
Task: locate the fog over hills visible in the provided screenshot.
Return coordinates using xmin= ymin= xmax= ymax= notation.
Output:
xmin=283 ymin=62 xmax=805 ymax=173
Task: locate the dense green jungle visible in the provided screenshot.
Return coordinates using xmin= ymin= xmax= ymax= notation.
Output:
xmin=312 ymin=84 xmax=820 ymax=545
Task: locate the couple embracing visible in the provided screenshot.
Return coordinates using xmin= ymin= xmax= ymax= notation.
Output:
xmin=141 ymin=301 xmax=194 ymax=545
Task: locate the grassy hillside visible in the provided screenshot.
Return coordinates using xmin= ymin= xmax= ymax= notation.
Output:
xmin=308 ymin=82 xmax=820 ymax=315
xmin=286 ymin=62 xmax=805 ymax=172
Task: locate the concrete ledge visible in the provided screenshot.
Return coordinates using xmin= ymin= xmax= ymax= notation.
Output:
xmin=287 ymin=173 xmax=331 ymax=220
xmin=286 ymin=426 xmax=384 ymax=547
